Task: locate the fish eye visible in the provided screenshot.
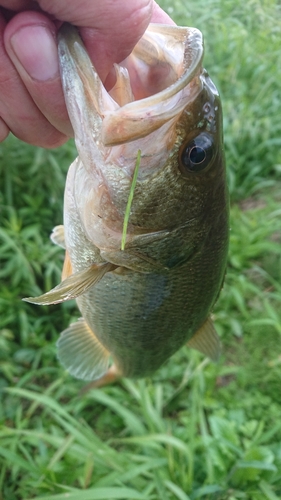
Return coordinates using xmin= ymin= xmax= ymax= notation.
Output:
xmin=180 ymin=132 xmax=214 ymax=174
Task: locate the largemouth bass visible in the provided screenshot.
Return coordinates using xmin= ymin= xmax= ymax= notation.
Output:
xmin=25 ymin=23 xmax=229 ymax=385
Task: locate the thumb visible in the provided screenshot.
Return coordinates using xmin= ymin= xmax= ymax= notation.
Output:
xmin=2 ymin=1 xmax=153 ymax=140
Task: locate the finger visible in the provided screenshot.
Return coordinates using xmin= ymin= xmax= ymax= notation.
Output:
xmin=2 ymin=1 xmax=173 ymax=148
xmin=0 ymin=1 xmax=34 ymax=9
xmin=0 ymin=13 xmax=67 ymax=147
xmin=4 ymin=11 xmax=72 ymax=140
xmin=37 ymin=0 xmax=153 ymax=82
xmin=151 ymin=2 xmax=175 ymax=24
xmin=3 ymin=2 xmax=154 ymax=140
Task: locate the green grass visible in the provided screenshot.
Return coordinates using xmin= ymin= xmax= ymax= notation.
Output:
xmin=1 ymin=0 xmax=281 ymax=498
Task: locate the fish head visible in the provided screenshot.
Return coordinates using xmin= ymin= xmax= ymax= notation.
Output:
xmin=58 ymin=24 xmax=226 ymax=255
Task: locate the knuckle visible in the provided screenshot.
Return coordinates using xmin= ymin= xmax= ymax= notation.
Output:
xmin=38 ymin=130 xmax=68 ymax=149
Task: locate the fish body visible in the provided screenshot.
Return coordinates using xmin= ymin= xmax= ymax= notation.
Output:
xmin=25 ymin=23 xmax=229 ymax=383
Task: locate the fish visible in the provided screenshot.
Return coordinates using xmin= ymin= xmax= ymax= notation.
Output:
xmin=24 ymin=22 xmax=229 ymax=386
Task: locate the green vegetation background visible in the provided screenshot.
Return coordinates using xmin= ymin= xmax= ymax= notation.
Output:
xmin=1 ymin=0 xmax=281 ymax=498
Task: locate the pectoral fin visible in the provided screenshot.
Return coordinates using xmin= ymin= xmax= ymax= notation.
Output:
xmin=57 ymin=318 xmax=110 ymax=380
xmin=23 ymin=262 xmax=117 ymax=305
xmin=62 ymin=250 xmax=73 ymax=281
xmin=50 ymin=225 xmax=66 ymax=249
xmin=187 ymin=317 xmax=221 ymax=362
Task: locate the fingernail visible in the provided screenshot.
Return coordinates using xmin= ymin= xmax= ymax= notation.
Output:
xmin=10 ymin=25 xmax=59 ymax=81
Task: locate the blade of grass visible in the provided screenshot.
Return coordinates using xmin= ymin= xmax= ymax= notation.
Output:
xmin=121 ymin=149 xmax=141 ymax=251
xmin=88 ymin=390 xmax=146 ymax=435
xmin=259 ymin=480 xmax=280 ymax=500
xmin=165 ymin=480 xmax=191 ymax=500
xmin=0 ymin=446 xmax=37 ymax=474
xmin=29 ymin=487 xmax=151 ymax=500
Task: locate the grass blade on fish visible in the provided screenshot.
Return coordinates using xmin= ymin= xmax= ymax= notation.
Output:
xmin=121 ymin=149 xmax=141 ymax=251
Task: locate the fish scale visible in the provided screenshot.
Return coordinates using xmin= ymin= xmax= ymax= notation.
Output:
xmin=24 ymin=23 xmax=229 ymax=386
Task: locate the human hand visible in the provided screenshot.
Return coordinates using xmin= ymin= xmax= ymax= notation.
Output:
xmin=0 ymin=1 xmax=174 ymax=148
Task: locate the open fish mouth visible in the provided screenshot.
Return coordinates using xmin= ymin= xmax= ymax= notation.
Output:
xmin=58 ymin=23 xmax=204 ymax=148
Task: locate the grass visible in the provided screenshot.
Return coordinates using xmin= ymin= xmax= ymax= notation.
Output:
xmin=0 ymin=0 xmax=281 ymax=498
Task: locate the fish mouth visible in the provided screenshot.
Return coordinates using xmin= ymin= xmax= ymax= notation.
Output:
xmin=58 ymin=23 xmax=203 ymax=149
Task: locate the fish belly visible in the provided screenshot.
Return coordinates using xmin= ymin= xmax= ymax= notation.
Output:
xmin=75 ymin=257 xmax=222 ymax=378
